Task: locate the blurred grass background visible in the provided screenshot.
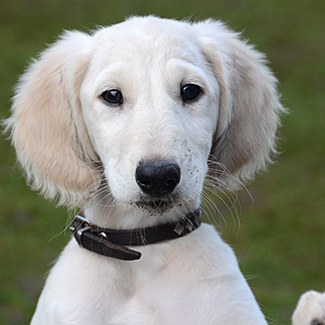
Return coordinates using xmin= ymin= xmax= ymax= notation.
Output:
xmin=0 ymin=0 xmax=324 ymax=324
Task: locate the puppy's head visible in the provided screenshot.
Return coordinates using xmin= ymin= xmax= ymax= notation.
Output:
xmin=5 ymin=16 xmax=284 ymax=213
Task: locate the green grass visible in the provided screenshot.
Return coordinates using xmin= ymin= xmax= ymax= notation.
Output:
xmin=1 ymin=0 xmax=324 ymax=324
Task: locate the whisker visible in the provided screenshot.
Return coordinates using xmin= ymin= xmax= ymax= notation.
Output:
xmin=203 ymin=159 xmax=249 ymax=233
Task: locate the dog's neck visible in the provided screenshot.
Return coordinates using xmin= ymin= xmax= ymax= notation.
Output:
xmin=70 ymin=207 xmax=202 ymax=260
xmin=77 ymin=193 xmax=203 ymax=261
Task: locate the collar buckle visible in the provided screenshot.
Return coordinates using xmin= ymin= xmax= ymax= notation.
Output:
xmin=69 ymin=215 xmax=93 ymax=247
xmin=70 ymin=215 xmax=142 ymax=261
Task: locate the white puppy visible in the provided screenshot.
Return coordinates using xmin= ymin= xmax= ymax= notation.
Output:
xmin=6 ymin=16 xmax=320 ymax=325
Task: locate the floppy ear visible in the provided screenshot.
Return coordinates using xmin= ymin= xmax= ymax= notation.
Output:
xmin=194 ymin=20 xmax=285 ymax=190
xmin=5 ymin=31 xmax=101 ymax=207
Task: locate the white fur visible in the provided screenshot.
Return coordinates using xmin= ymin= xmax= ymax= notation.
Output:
xmin=292 ymin=291 xmax=325 ymax=325
xmin=7 ymin=16 xmax=321 ymax=325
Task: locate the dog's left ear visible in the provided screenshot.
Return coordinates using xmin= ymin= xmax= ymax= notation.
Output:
xmin=4 ymin=31 xmax=100 ymax=207
xmin=194 ymin=20 xmax=286 ymax=190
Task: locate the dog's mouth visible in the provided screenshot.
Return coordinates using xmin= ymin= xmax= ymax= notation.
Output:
xmin=133 ymin=195 xmax=181 ymax=214
xmin=135 ymin=200 xmax=172 ymax=210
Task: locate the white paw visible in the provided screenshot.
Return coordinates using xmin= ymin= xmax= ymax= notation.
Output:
xmin=292 ymin=290 xmax=325 ymax=325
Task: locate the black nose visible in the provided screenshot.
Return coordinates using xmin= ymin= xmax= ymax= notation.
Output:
xmin=135 ymin=161 xmax=181 ymax=197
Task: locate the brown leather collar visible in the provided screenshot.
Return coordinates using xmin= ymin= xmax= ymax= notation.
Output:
xmin=70 ymin=207 xmax=202 ymax=261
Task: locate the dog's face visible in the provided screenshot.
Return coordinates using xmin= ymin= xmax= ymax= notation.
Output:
xmin=80 ymin=21 xmax=219 ymax=215
xmin=6 ymin=16 xmax=283 ymax=216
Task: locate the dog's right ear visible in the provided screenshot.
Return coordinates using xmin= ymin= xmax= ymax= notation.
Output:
xmin=194 ymin=20 xmax=285 ymax=190
xmin=4 ymin=31 xmax=101 ymax=207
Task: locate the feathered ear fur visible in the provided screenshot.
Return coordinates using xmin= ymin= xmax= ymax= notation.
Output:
xmin=5 ymin=31 xmax=101 ymax=207
xmin=194 ymin=20 xmax=286 ymax=190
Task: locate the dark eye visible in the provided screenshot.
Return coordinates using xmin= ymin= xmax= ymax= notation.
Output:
xmin=181 ymin=84 xmax=202 ymax=103
xmin=101 ymin=89 xmax=123 ymax=106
